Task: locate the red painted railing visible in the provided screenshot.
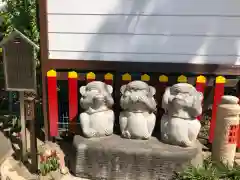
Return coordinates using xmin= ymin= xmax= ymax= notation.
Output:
xmin=46 ymin=70 xmax=230 ymax=144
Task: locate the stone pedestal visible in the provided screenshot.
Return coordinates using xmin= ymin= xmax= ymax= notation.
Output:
xmin=212 ymin=96 xmax=240 ymax=168
xmin=70 ymin=135 xmax=202 ymax=180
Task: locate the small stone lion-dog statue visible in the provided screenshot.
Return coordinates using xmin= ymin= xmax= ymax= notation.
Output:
xmin=79 ymin=81 xmax=114 ymax=138
xmin=119 ymin=81 xmax=157 ymax=140
xmin=161 ymin=83 xmax=203 ymax=147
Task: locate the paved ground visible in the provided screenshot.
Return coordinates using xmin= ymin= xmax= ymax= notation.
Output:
xmin=0 ymin=129 xmax=89 ymax=180
xmin=0 ymin=128 xmax=234 ymax=180
xmin=0 ymin=156 xmax=88 ymax=180
xmin=0 ymin=131 xmax=12 ymax=165
xmin=1 ymin=157 xmax=28 ymax=180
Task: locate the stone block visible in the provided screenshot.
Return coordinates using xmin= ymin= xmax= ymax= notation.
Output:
xmin=70 ymin=135 xmax=202 ymax=180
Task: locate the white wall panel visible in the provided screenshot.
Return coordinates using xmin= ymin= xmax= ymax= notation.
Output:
xmin=47 ymin=0 xmax=240 ymax=64
xmin=48 ymin=33 xmax=240 ymax=55
xmin=48 ymin=51 xmax=240 ymax=65
xmin=47 ymin=0 xmax=240 ymax=16
xmin=48 ymin=15 xmax=240 ymax=36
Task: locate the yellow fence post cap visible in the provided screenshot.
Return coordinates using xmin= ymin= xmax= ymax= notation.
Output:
xmin=177 ymin=75 xmax=187 ymax=83
xmin=104 ymin=73 xmax=113 ymax=80
xmin=86 ymin=72 xmax=96 ymax=80
xmin=159 ymin=75 xmax=168 ymax=82
xmin=68 ymin=71 xmax=78 ymax=78
xmin=141 ymin=74 xmax=150 ymax=82
xmin=47 ymin=70 xmax=57 ymax=77
xmin=122 ymin=73 xmax=132 ymax=81
xmin=196 ymin=75 xmax=206 ymax=83
xmin=216 ymin=76 xmax=226 ymax=84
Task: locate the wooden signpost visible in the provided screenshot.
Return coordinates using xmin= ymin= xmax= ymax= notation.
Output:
xmin=0 ymin=29 xmax=39 ymax=173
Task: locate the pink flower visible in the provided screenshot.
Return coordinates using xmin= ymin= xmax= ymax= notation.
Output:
xmin=40 ymin=155 xmax=46 ymax=163
xmin=44 ymin=149 xmax=52 ymax=157
xmin=51 ymin=150 xmax=57 ymax=157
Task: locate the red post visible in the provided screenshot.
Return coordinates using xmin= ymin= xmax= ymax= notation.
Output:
xmin=195 ymin=75 xmax=207 ymax=120
xmin=47 ymin=70 xmax=59 ymax=137
xmin=86 ymin=72 xmax=96 ymax=83
xmin=209 ymin=76 xmax=226 ymax=143
xmin=68 ymin=71 xmax=78 ymax=133
xmin=104 ymin=73 xmax=113 ymax=85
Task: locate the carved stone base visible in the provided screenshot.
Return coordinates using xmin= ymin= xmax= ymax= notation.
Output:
xmin=70 ymin=135 xmax=203 ymax=180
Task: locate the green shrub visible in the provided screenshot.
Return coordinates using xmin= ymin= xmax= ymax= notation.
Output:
xmin=174 ymin=157 xmax=240 ymax=180
xmin=0 ymin=0 xmax=39 ymax=61
xmin=39 ymin=149 xmax=60 ymax=176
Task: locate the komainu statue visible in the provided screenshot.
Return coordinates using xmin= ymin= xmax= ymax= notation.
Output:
xmin=119 ymin=81 xmax=157 ymax=140
xmin=79 ymin=81 xmax=114 ymax=138
xmin=161 ymin=83 xmax=203 ymax=147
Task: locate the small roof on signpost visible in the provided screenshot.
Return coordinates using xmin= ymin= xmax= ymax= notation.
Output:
xmin=0 ymin=29 xmax=39 ymax=50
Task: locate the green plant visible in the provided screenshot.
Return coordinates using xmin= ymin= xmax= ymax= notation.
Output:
xmin=215 ymin=161 xmax=240 ymax=180
xmin=174 ymin=158 xmax=219 ymax=180
xmin=174 ymin=157 xmax=240 ymax=180
xmin=1 ymin=0 xmax=39 ymax=43
xmin=39 ymin=149 xmax=60 ymax=176
xmin=0 ymin=0 xmax=39 ymax=61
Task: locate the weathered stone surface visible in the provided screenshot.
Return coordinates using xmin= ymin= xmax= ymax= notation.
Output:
xmin=119 ymin=81 xmax=157 ymax=140
xmin=70 ymin=135 xmax=203 ymax=180
xmin=212 ymin=96 xmax=240 ymax=168
xmin=220 ymin=95 xmax=239 ymax=104
xmin=161 ymin=83 xmax=203 ymax=147
xmin=0 ymin=157 xmax=35 ymax=180
xmin=79 ymin=81 xmax=114 ymax=138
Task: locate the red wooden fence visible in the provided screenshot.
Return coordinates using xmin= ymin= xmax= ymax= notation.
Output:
xmin=46 ymin=70 xmax=235 ymax=145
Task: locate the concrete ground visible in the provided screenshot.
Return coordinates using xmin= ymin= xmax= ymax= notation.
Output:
xmin=0 ymin=129 xmax=88 ymax=180
xmin=0 ymin=131 xmax=12 ymax=165
xmin=0 ymin=156 xmax=89 ymax=180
